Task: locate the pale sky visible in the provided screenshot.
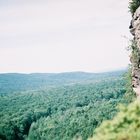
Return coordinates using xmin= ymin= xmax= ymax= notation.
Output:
xmin=0 ymin=0 xmax=131 ymax=73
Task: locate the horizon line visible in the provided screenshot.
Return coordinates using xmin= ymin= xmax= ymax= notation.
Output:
xmin=0 ymin=68 xmax=128 ymax=75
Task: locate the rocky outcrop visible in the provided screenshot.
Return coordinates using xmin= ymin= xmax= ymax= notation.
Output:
xmin=130 ymin=6 xmax=140 ymax=98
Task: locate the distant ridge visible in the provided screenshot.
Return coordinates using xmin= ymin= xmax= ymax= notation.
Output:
xmin=0 ymin=68 xmax=127 ymax=75
xmin=0 ymin=70 xmax=126 ymax=94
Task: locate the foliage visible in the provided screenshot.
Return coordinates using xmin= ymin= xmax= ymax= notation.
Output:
xmin=89 ymin=100 xmax=140 ymax=140
xmin=123 ymin=66 xmax=136 ymax=103
xmin=0 ymin=71 xmax=128 ymax=140
xmin=129 ymin=0 xmax=140 ymax=14
xmin=130 ymin=40 xmax=140 ymax=66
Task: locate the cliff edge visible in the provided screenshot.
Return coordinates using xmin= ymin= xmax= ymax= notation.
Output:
xmin=88 ymin=2 xmax=140 ymax=140
xmin=130 ymin=6 xmax=140 ymax=98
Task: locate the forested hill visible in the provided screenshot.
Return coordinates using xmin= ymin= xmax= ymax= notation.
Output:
xmin=0 ymin=70 xmax=128 ymax=140
xmin=0 ymin=70 xmax=126 ymax=94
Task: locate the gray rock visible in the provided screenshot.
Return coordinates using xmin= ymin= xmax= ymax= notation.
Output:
xmin=130 ymin=6 xmax=140 ymax=97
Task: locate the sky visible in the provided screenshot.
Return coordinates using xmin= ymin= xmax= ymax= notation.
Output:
xmin=0 ymin=0 xmax=132 ymax=73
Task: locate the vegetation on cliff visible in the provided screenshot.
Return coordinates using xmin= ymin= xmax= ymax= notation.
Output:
xmin=129 ymin=0 xmax=140 ymax=14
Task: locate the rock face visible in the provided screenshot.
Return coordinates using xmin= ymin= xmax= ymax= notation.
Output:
xmin=130 ymin=6 xmax=140 ymax=97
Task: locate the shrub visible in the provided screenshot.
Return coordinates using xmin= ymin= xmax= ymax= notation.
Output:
xmin=89 ymin=100 xmax=140 ymax=140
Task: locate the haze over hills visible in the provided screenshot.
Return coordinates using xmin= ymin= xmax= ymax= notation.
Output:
xmin=0 ymin=70 xmax=126 ymax=94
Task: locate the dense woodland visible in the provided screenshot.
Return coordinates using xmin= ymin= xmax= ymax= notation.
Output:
xmin=0 ymin=70 xmax=133 ymax=140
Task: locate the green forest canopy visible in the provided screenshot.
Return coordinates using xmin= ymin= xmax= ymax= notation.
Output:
xmin=0 ymin=70 xmax=133 ymax=140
